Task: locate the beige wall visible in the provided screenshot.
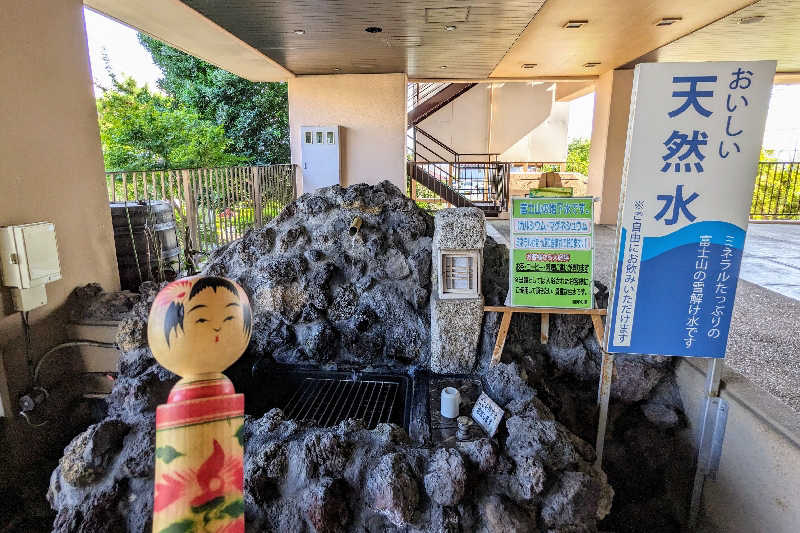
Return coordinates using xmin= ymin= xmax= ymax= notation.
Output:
xmin=0 ymin=0 xmax=119 ymax=489
xmin=288 ymin=74 xmax=408 ymax=194
xmin=418 ymin=82 xmax=569 ymax=163
xmin=587 ymin=70 xmax=634 ymax=224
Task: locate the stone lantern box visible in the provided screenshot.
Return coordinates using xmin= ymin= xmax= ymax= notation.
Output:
xmin=430 ymin=208 xmax=485 ymax=374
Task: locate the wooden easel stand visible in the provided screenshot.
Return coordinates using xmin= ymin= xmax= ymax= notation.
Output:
xmin=484 ymin=305 xmax=613 ymax=470
xmin=485 ymin=306 xmax=607 ymax=361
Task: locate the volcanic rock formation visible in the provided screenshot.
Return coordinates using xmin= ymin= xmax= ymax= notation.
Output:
xmin=48 ymin=181 xmax=690 ymax=532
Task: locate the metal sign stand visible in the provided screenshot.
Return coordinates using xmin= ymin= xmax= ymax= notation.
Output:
xmin=594 ymin=349 xmax=615 ymax=470
xmin=688 ymin=357 xmax=728 ymax=528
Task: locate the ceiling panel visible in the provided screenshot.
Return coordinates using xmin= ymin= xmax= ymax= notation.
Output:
xmin=490 ymin=0 xmax=759 ymax=78
xmin=179 ymin=0 xmax=545 ymax=78
xmin=626 ymin=0 xmax=800 ymax=73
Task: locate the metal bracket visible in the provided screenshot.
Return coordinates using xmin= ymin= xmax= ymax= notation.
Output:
xmin=689 ymin=357 xmax=726 ymax=527
xmin=698 ymin=397 xmax=729 ymax=480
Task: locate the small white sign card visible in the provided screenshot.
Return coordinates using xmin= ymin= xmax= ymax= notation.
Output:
xmin=471 ymin=392 xmax=504 ymax=437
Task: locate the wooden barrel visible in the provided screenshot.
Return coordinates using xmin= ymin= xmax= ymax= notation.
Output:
xmin=110 ymin=201 xmax=180 ymax=291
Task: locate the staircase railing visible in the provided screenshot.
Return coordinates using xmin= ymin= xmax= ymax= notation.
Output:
xmin=407 ymin=83 xmax=450 ymax=112
xmin=407 ymin=126 xmax=509 ymax=214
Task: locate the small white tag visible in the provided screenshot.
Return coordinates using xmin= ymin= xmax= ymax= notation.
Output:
xmin=471 ymin=392 xmax=504 ymax=437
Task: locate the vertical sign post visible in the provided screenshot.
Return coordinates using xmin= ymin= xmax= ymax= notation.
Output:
xmin=604 ymin=61 xmax=775 ymax=523
xmin=508 ymin=196 xmax=594 ymax=309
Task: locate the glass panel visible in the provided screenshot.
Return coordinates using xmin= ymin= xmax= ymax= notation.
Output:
xmin=327 ymin=131 xmax=335 ymax=144
xmin=316 ymin=131 xmax=324 ymax=144
xmin=305 ymin=131 xmax=313 ymax=144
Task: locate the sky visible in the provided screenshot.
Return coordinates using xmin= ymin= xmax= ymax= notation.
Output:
xmin=84 ymin=8 xmax=163 ymax=94
xmin=85 ymin=7 xmax=800 ymax=159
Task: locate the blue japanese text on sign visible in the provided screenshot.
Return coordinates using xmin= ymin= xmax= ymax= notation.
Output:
xmin=606 ymin=61 xmax=776 ymax=358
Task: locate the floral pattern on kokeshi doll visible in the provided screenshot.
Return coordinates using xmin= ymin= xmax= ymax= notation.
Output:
xmin=147 ymin=276 xmax=252 ymax=533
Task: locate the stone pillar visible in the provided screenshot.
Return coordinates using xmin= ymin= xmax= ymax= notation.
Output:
xmin=430 ymin=208 xmax=485 ymax=374
xmin=587 ymin=69 xmax=634 ymax=225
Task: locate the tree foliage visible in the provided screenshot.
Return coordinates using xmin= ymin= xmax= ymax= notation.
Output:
xmin=751 ymin=149 xmax=800 ymax=219
xmin=139 ymin=34 xmax=289 ymax=165
xmin=97 ymin=77 xmax=242 ymax=171
xmin=566 ymin=138 xmax=591 ymax=175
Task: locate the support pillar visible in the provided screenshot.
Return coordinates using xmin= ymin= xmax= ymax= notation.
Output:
xmin=587 ymin=70 xmax=634 ymax=225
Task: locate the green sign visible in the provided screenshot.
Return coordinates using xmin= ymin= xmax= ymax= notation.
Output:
xmin=508 ymin=197 xmax=594 ymax=308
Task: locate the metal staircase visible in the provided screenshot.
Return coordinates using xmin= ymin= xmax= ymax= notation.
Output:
xmin=407 ymin=124 xmax=508 ymax=217
xmin=406 ymin=82 xmax=508 ymax=216
xmin=407 ymin=82 xmax=477 ymax=126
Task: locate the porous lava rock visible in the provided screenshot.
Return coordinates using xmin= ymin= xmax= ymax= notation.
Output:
xmin=48 ymin=182 xmax=690 ymax=533
xmin=203 ymin=181 xmax=433 ymax=367
xmin=423 ymin=448 xmax=467 ymax=506
xmin=476 ymin=242 xmax=692 ymax=531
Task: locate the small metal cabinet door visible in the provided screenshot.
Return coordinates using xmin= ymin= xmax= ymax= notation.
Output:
xmin=300 ymin=126 xmax=341 ymax=193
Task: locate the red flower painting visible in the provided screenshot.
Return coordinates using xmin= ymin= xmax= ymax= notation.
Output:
xmin=191 ymin=440 xmax=243 ymax=508
xmin=153 ymin=439 xmax=243 ymax=514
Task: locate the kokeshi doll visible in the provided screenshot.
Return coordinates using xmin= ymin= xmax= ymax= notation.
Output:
xmin=147 ymin=276 xmax=252 ymax=533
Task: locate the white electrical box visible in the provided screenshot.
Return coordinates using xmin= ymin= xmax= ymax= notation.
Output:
xmin=301 ymin=125 xmax=342 ymax=193
xmin=0 ymin=222 xmax=61 ymax=311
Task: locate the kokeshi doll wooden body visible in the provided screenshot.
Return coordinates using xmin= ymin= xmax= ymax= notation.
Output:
xmin=147 ymin=276 xmax=252 ymax=533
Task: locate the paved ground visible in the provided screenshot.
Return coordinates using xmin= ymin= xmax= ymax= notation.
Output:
xmin=740 ymin=223 xmax=800 ymax=301
xmin=487 ymin=220 xmax=800 ymax=412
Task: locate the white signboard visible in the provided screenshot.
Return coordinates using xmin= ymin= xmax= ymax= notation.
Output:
xmin=606 ymin=61 xmax=776 ymax=358
xmin=471 ymin=392 xmax=504 ymax=437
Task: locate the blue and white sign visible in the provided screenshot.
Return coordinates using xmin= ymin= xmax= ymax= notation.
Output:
xmin=606 ymin=61 xmax=776 ymax=358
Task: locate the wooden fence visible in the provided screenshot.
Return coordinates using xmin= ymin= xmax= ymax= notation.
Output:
xmin=106 ymin=164 xmax=296 ymax=270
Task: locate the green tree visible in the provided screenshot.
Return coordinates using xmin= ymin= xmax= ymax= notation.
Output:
xmin=139 ymin=34 xmax=289 ymax=165
xmin=751 ymin=148 xmax=799 ymax=219
xmin=566 ymin=138 xmax=590 ymax=175
xmin=97 ymin=77 xmax=241 ymax=171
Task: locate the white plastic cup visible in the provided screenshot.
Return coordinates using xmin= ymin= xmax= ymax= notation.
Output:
xmin=440 ymin=387 xmax=460 ymax=419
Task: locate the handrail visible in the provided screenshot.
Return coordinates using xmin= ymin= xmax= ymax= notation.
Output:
xmin=104 ymin=163 xmax=294 ymax=174
xmin=408 ymin=126 xmax=512 ymax=213
xmin=414 ymin=127 xmax=459 ymax=158
xmin=751 ymin=160 xmax=800 ymax=219
xmin=407 ymin=82 xmax=450 ymax=110
xmin=411 ymin=126 xmax=505 ymax=164
xmin=407 ymin=133 xmax=456 ymax=167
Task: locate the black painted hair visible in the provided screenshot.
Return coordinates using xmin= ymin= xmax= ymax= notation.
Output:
xmin=163 ymin=300 xmax=184 ymax=347
xmin=163 ymin=276 xmax=252 ymax=346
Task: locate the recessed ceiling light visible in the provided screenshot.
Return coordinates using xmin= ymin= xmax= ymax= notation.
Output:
xmin=333 ymin=67 xmax=341 ymax=71
xmin=365 ymin=26 xmax=383 ymax=33
xmin=655 ymin=17 xmax=682 ymax=27
xmin=440 ymin=65 xmax=448 ymax=69
xmin=522 ymin=63 xmax=538 ymax=69
xmin=444 ymin=25 xmax=457 ymax=31
xmin=294 ymin=29 xmax=306 ymax=35
xmin=563 ymin=20 xmax=588 ymax=29
xmin=583 ymin=61 xmax=601 ymax=68
xmin=739 ymin=15 xmax=765 ymax=25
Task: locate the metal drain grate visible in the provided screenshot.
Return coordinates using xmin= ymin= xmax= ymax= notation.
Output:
xmin=282 ymin=378 xmax=400 ymax=429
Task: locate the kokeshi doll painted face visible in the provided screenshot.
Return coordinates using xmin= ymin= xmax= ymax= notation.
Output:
xmin=148 ymin=276 xmax=252 ymax=378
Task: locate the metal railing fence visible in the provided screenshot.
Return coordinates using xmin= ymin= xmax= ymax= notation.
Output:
xmin=106 ymin=164 xmax=296 ymax=270
xmin=750 ymin=161 xmax=800 ymax=220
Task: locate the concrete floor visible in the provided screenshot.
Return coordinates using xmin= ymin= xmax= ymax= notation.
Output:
xmin=487 ymin=220 xmax=800 ymax=413
xmin=740 ymin=223 xmax=800 ymax=301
